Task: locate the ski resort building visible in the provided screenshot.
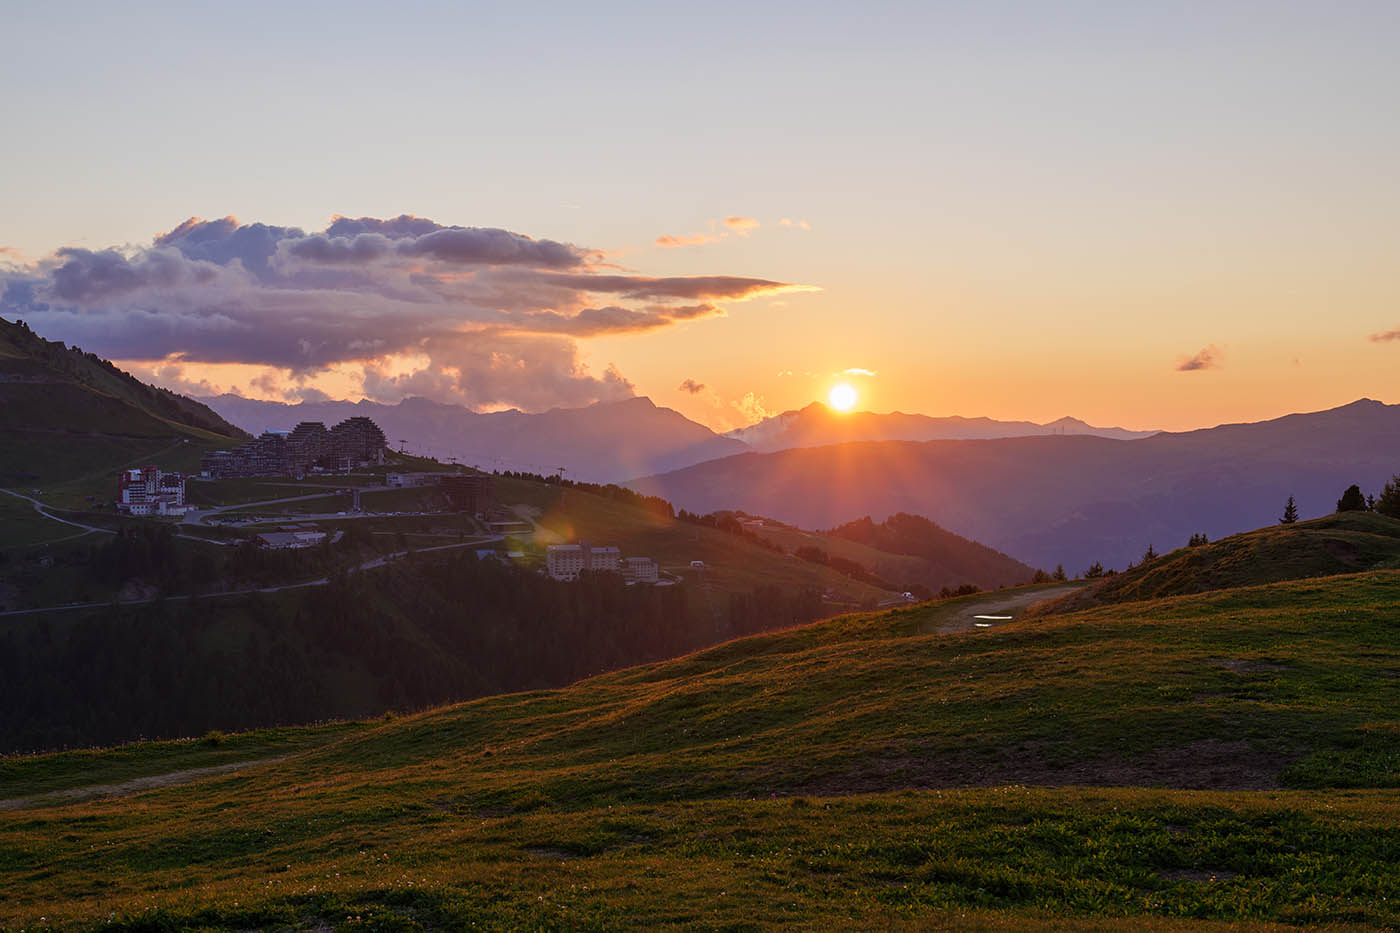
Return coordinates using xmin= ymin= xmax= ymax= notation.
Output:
xmin=621 ymin=557 xmax=659 ymax=583
xmin=546 ymin=543 xmax=623 ymax=581
xmin=117 ymin=466 xmax=187 ymax=516
xmin=200 ymin=417 xmax=387 ymax=478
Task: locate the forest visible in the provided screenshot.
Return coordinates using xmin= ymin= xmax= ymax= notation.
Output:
xmin=0 ymin=550 xmax=823 ymax=753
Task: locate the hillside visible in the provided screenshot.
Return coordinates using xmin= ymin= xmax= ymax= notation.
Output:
xmin=0 ymin=316 xmax=245 ymax=487
xmin=4 ymin=572 xmax=1400 ymax=928
xmin=725 ymin=400 xmax=1157 ymax=450
xmin=1 ymin=470 xmax=944 ymax=752
xmin=202 ymin=393 xmax=748 ymax=482
xmin=633 ymin=398 xmax=1400 ymax=571
xmin=1038 ymin=511 xmax=1400 ymax=615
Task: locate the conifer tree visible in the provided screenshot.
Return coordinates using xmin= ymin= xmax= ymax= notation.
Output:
xmin=1052 ymin=564 xmax=1067 ymax=582
xmin=1376 ymin=475 xmax=1400 ymax=519
xmin=1281 ymin=496 xmax=1299 ymax=524
xmin=1337 ymin=484 xmax=1367 ymax=512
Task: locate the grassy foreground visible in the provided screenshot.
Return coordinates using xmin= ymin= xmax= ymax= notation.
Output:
xmin=4 ymin=573 xmax=1400 ymax=929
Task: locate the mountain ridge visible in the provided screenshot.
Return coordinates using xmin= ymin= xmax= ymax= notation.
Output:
xmin=633 ymin=398 xmax=1400 ymax=572
xmin=723 ymin=400 xmax=1158 ymax=450
xmin=199 ymin=392 xmax=748 ymax=483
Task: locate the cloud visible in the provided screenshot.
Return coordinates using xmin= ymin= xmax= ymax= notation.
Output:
xmin=396 ymin=227 xmax=590 ymax=268
xmin=544 ymin=273 xmax=803 ymax=301
xmin=678 ymin=378 xmax=707 ymax=394
xmin=653 ymin=215 xmax=772 ymax=249
xmin=505 ymin=303 xmax=723 ymax=337
xmin=1369 ymin=328 xmax=1400 ymax=343
xmin=733 ymin=392 xmax=771 ymax=425
xmin=2 ymin=214 xmax=810 ymax=412
xmin=779 ymin=218 xmax=811 ymax=230
xmin=841 ymin=367 xmax=877 ymax=376
xmin=655 ymin=233 xmax=720 ymax=249
xmin=1175 ymin=346 xmax=1222 ymax=372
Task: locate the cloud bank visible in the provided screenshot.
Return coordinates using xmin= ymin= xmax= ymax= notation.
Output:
xmin=1 ymin=214 xmax=803 ymax=411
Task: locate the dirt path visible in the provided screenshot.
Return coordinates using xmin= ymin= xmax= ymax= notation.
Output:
xmin=0 ymin=756 xmax=286 ymax=812
xmin=927 ymin=584 xmax=1083 ymax=635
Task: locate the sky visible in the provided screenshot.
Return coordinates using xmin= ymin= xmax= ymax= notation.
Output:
xmin=2 ymin=1 xmax=1398 ymax=432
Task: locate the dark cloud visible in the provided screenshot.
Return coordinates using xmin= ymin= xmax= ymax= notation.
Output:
xmin=281 ymin=233 xmax=394 ymax=264
xmin=324 ymin=214 xmax=446 ymax=239
xmin=510 ymin=304 xmax=722 ymax=336
xmin=1370 ymin=328 xmax=1400 ymax=343
xmin=678 ymin=378 xmax=706 ymax=394
xmin=544 ymin=273 xmax=795 ymax=301
xmin=2 ymin=214 xmax=807 ymax=412
xmin=1175 ymin=346 xmax=1222 ymax=372
xmin=156 ymin=216 xmax=304 ymax=280
xmin=397 ymin=227 xmax=588 ymax=268
xmin=49 ymin=247 xmax=224 ymax=302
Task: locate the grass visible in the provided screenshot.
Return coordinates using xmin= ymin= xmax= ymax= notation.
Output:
xmin=1043 ymin=511 xmax=1400 ymax=614
xmin=0 ymin=722 xmax=364 ymax=801
xmin=4 ymin=572 xmax=1400 ymax=928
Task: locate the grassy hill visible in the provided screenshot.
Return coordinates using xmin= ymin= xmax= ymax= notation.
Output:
xmin=0 ymin=316 xmax=246 ymax=492
xmin=1039 ymin=511 xmax=1400 ymax=615
xmin=4 ymin=571 xmax=1400 ymax=928
xmin=490 ymin=475 xmax=918 ymax=605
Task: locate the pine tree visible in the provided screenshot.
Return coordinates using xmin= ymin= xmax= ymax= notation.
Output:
xmin=1337 ymin=484 xmax=1367 ymax=513
xmin=1376 ymin=475 xmax=1400 ymax=519
xmin=1052 ymin=564 xmax=1067 ymax=582
xmin=1084 ymin=561 xmax=1104 ymax=579
xmin=1142 ymin=543 xmax=1157 ymax=563
xmin=1281 ymin=496 xmax=1299 ymax=524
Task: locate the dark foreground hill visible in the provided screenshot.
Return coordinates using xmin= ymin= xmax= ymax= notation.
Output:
xmin=0 ymin=316 xmax=245 ymax=485
xmin=633 ymin=398 xmax=1400 ymax=571
xmin=4 ymin=571 xmax=1400 ymax=928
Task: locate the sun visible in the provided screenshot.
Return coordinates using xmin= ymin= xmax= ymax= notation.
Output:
xmin=828 ymin=383 xmax=858 ymax=412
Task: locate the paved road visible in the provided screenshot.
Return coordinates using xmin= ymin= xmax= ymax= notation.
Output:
xmin=3 ymin=488 xmax=235 ymax=547
xmin=1 ymin=488 xmax=112 ymax=535
xmin=0 ymin=536 xmax=502 ymax=618
xmin=182 ymin=487 xmax=392 ymax=526
xmin=928 ymin=583 xmax=1084 ymax=635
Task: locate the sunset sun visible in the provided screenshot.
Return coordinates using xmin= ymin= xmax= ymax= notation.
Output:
xmin=828 ymin=383 xmax=858 ymax=412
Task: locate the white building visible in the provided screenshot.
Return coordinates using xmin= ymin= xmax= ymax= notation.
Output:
xmin=117 ymin=466 xmax=187 ymax=516
xmin=621 ymin=556 xmax=659 ymax=583
xmin=547 ymin=543 xmax=623 ymax=581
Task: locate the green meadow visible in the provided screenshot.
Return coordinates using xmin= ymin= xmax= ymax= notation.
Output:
xmin=4 ymin=570 xmax=1400 ymax=929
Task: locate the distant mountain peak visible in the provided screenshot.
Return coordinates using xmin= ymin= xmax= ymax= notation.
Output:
xmin=723 ymin=404 xmax=1158 ymax=451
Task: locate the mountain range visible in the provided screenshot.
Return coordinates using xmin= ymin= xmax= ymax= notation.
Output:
xmin=199 ymin=394 xmax=747 ymax=483
xmin=724 ymin=401 xmax=1157 ymax=450
xmin=201 ymin=394 xmax=1157 ymax=484
xmin=632 ymin=399 xmax=1400 ymax=572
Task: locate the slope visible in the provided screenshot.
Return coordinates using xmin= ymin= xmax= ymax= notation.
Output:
xmin=0 ymin=316 xmax=246 ymax=488
xmin=1038 ymin=511 xmax=1400 ymax=614
xmin=4 ymin=572 xmax=1400 ymax=928
xmin=633 ymin=398 xmax=1400 ymax=571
